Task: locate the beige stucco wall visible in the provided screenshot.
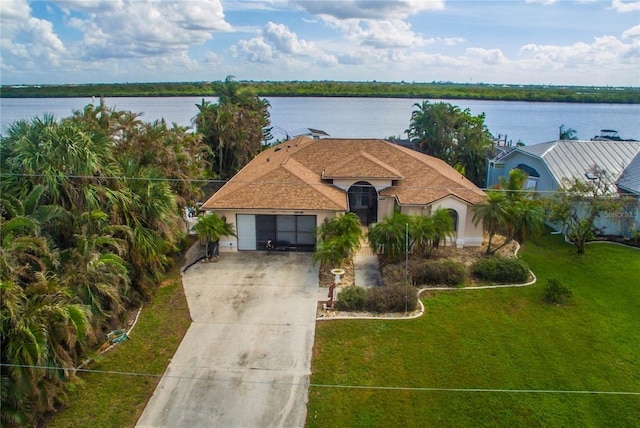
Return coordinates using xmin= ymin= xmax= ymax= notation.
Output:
xmin=394 ymin=197 xmax=483 ymax=248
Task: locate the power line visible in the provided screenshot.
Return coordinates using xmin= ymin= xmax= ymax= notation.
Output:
xmin=1 ymin=363 xmax=638 ymax=396
xmin=0 ymin=172 xmax=630 ymax=197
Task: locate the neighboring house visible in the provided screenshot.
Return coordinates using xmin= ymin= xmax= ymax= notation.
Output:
xmin=201 ymin=136 xmax=486 ymax=252
xmin=486 ymin=139 xmax=640 ymax=235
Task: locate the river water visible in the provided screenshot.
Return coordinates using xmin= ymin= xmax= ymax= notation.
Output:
xmin=1 ymin=96 xmax=639 ymax=145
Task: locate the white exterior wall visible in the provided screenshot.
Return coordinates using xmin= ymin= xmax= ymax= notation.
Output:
xmin=204 ymin=209 xmax=337 ymax=252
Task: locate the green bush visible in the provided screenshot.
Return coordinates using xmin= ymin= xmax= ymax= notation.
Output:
xmin=412 ymin=260 xmax=467 ymax=287
xmin=364 ymin=285 xmax=417 ymax=313
xmin=471 ymin=257 xmax=530 ymax=284
xmin=544 ymin=277 xmax=572 ymax=304
xmin=334 ymin=286 xmax=367 ymax=311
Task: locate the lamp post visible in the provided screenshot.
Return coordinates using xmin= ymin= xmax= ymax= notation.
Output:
xmin=328 ymin=268 xmax=345 ymax=309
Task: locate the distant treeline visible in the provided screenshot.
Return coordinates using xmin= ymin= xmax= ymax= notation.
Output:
xmin=2 ymin=80 xmax=639 ymax=103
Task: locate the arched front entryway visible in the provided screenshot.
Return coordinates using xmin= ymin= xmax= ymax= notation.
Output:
xmin=347 ymin=181 xmax=378 ymax=225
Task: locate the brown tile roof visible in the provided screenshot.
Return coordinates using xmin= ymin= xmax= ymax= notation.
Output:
xmin=201 ymin=136 xmax=486 ymax=211
xmin=323 ymin=150 xmax=403 ymax=180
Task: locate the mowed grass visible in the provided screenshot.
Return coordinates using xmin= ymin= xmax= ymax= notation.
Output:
xmin=48 ymin=256 xmax=192 ymax=427
xmin=307 ymin=234 xmax=640 ymax=427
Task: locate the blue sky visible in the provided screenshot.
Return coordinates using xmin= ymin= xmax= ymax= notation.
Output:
xmin=1 ymin=0 xmax=639 ymax=86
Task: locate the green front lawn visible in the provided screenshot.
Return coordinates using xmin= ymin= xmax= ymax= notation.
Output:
xmin=307 ymin=234 xmax=640 ymax=427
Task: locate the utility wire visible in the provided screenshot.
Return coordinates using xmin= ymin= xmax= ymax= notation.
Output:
xmin=0 ymin=172 xmax=627 ymax=197
xmin=1 ymin=363 xmax=638 ymax=396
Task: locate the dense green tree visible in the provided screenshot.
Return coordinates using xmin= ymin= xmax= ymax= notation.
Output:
xmin=113 ymin=157 xmax=181 ymax=297
xmin=1 ymin=280 xmax=90 ymax=427
xmin=194 ymin=76 xmax=271 ymax=180
xmin=406 ymin=101 xmax=495 ymax=187
xmin=58 ymin=211 xmax=129 ymax=334
xmin=0 ymin=103 xmax=208 ymax=424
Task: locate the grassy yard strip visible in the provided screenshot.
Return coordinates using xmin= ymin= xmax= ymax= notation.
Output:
xmin=307 ymin=234 xmax=640 ymax=427
xmin=48 ymin=263 xmax=192 ymax=427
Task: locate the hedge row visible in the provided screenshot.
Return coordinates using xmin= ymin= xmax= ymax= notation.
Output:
xmin=335 ymin=285 xmax=418 ymax=313
xmin=412 ymin=260 xmax=467 ymax=287
xmin=470 ymin=258 xmax=530 ymax=284
xmin=411 ymin=258 xmax=531 ymax=287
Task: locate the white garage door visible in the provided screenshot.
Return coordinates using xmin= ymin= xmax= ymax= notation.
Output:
xmin=236 ymin=214 xmax=256 ymax=250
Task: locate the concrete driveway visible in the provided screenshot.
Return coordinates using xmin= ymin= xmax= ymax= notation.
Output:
xmin=136 ymin=251 xmax=319 ymax=428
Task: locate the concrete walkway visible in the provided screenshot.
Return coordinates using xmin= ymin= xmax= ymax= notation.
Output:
xmin=137 ymin=251 xmax=319 ymax=428
xmin=354 ymin=234 xmax=383 ymax=288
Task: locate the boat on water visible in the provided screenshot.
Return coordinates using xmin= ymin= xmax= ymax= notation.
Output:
xmin=592 ymin=129 xmax=638 ymax=142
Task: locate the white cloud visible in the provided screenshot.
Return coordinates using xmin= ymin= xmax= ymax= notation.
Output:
xmin=234 ymin=37 xmax=275 ymax=63
xmin=525 ymin=0 xmax=556 ymax=5
xmin=519 ymin=34 xmax=639 ymax=73
xmin=611 ymin=0 xmax=640 ymax=12
xmin=622 ymin=25 xmax=640 ymax=39
xmin=234 ymin=22 xmax=337 ymax=66
xmin=466 ymin=47 xmax=508 ymax=66
xmin=290 ymin=0 xmax=444 ymax=20
xmin=67 ymin=0 xmax=232 ymax=60
xmin=0 ymin=0 xmax=68 ymax=69
xmin=345 ymin=19 xmax=426 ymax=49
xmin=263 ymin=22 xmax=310 ymax=54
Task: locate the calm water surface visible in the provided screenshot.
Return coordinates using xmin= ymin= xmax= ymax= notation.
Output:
xmin=1 ymin=96 xmax=639 ymax=145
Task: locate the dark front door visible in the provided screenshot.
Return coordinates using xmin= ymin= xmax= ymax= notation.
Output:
xmin=348 ymin=181 xmax=378 ymax=225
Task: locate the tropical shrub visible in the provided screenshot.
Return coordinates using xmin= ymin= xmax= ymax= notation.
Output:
xmin=364 ymin=285 xmax=417 ymax=313
xmin=544 ymin=277 xmax=572 ymax=304
xmin=471 ymin=257 xmax=530 ymax=284
xmin=412 ymin=260 xmax=467 ymax=287
xmin=313 ymin=213 xmax=362 ymax=268
xmin=334 ymin=286 xmax=367 ymax=311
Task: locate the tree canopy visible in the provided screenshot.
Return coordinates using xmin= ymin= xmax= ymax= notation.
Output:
xmin=406 ymin=100 xmax=496 ymax=187
xmin=194 ymin=76 xmax=271 ymax=180
xmin=0 ymin=100 xmax=209 ymax=426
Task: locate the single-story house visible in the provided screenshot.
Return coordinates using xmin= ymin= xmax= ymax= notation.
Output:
xmin=486 ymin=139 xmax=640 ymax=235
xmin=200 ymin=136 xmax=487 ymax=252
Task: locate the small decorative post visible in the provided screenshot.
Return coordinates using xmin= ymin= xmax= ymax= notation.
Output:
xmin=328 ymin=268 xmax=345 ymax=309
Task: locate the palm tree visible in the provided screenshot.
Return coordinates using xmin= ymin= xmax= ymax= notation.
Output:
xmin=192 ymin=212 xmax=236 ymax=245
xmin=312 ymin=213 xmax=362 ymax=268
xmin=498 ymin=168 xmax=529 ymax=202
xmin=368 ymin=212 xmax=411 ymax=262
xmin=509 ymin=199 xmax=546 ymax=243
xmin=112 ymin=157 xmax=181 ymax=297
xmin=1 ymin=279 xmax=91 ymax=427
xmin=472 ymin=191 xmax=508 ymax=255
xmin=195 ymin=76 xmax=271 ymax=180
xmin=410 ymin=214 xmax=435 ymax=258
xmin=430 ymin=207 xmax=456 ymax=251
xmin=58 ymin=211 xmax=129 ymax=334
xmin=559 ymin=124 xmax=578 ymax=140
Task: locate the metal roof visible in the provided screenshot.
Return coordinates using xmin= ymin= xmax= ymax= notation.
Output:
xmin=616 ymin=152 xmax=640 ymax=195
xmin=515 ymin=140 xmax=640 ymax=190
